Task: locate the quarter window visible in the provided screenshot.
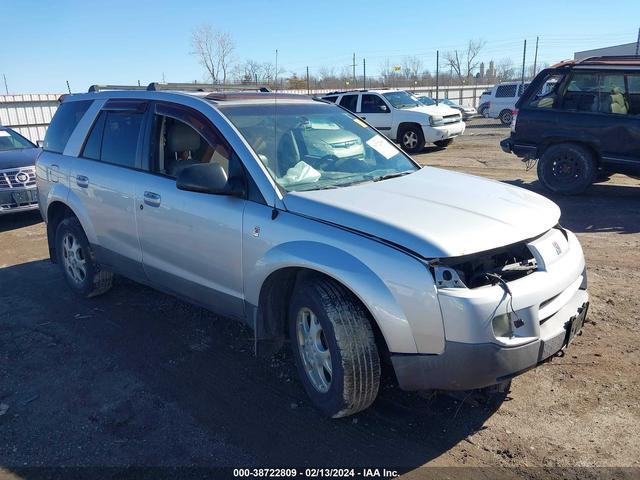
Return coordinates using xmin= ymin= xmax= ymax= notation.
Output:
xmin=43 ymin=100 xmax=92 ymax=153
xmin=339 ymin=94 xmax=358 ymax=112
xmin=322 ymin=96 xmax=338 ymax=103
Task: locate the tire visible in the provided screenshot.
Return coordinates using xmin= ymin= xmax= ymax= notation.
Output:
xmin=55 ymin=217 xmax=113 ymax=298
xmin=499 ymin=109 xmax=513 ymax=125
xmin=398 ymin=125 xmax=425 ymax=154
xmin=288 ymin=275 xmax=380 ymax=418
xmin=434 ymin=138 xmax=454 ymax=148
xmin=537 ymin=143 xmax=596 ymax=195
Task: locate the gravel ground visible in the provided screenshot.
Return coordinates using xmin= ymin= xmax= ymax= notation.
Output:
xmin=0 ymin=119 xmax=638 ymax=478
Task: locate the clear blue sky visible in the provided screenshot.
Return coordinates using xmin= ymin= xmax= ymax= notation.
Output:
xmin=2 ymin=0 xmax=639 ymax=93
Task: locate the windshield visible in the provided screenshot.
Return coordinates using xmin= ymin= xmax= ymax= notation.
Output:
xmin=382 ymin=91 xmax=422 ymax=109
xmin=218 ymin=102 xmax=419 ymax=192
xmin=417 ymin=96 xmax=436 ymax=106
xmin=441 ymin=99 xmax=456 ymax=106
xmin=0 ymin=129 xmax=35 ymax=151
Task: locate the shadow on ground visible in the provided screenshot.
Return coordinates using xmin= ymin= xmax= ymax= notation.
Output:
xmin=0 ymin=260 xmax=504 ymax=471
xmin=0 ymin=210 xmax=42 ymax=233
xmin=505 ymin=179 xmax=640 ymax=235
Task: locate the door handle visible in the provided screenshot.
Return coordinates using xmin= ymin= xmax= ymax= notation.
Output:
xmin=143 ymin=191 xmax=161 ymax=207
xmin=76 ymin=175 xmax=89 ymax=188
xmin=48 ymin=164 xmax=60 ymax=183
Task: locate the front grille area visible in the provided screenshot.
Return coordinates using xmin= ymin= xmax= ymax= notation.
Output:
xmin=443 ymin=114 xmax=462 ymax=124
xmin=0 ymin=166 xmax=37 ymax=190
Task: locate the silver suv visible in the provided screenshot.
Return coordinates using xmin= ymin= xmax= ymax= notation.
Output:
xmin=37 ymin=85 xmax=589 ymax=418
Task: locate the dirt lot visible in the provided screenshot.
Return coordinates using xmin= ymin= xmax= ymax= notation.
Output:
xmin=1 ymin=119 xmax=639 ymax=478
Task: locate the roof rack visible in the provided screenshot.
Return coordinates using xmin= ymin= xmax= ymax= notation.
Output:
xmin=577 ymin=55 xmax=640 ymax=64
xmin=88 ymin=83 xmax=272 ymax=93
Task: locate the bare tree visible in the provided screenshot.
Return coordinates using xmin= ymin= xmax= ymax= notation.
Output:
xmin=191 ymin=24 xmax=235 ymax=84
xmin=401 ymin=56 xmax=423 ymax=81
xmin=444 ymin=39 xmax=486 ymax=83
xmin=496 ymin=57 xmax=516 ymax=82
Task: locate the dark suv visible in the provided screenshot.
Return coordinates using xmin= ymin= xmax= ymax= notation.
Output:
xmin=501 ymin=56 xmax=640 ymax=194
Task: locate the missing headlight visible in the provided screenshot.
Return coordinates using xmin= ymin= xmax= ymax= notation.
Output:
xmin=435 ymin=241 xmax=538 ymax=289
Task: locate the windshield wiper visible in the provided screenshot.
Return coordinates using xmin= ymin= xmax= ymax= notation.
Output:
xmin=370 ymin=170 xmax=414 ymax=182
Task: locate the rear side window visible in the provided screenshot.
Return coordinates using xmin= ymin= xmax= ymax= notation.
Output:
xmin=81 ymin=110 xmax=144 ymax=168
xmin=527 ymin=74 xmax=565 ymax=109
xmin=43 ymin=100 xmax=92 ymax=153
xmin=322 ymin=96 xmax=338 ymax=103
xmin=339 ymin=94 xmax=358 ymax=112
xmin=495 ymin=84 xmax=517 ymax=98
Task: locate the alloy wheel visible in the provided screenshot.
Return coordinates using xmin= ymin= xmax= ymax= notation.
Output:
xmin=62 ymin=232 xmax=87 ymax=285
xmin=402 ymin=131 xmax=418 ymax=149
xmin=296 ymin=307 xmax=332 ymax=393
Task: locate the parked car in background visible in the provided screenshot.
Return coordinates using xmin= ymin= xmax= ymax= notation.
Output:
xmin=414 ymin=95 xmax=478 ymax=120
xmin=501 ymin=56 xmax=640 ymax=194
xmin=478 ymin=89 xmax=492 ymax=116
xmin=485 ymin=81 xmax=530 ymax=124
xmin=321 ymin=89 xmax=464 ymax=153
xmin=0 ymin=126 xmax=40 ymax=215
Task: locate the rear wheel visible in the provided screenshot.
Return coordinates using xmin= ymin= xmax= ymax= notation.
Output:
xmin=55 ymin=217 xmax=113 ymax=298
xmin=399 ymin=125 xmax=425 ymax=154
xmin=499 ymin=109 xmax=513 ymax=125
xmin=289 ymin=275 xmax=380 ymax=418
xmin=537 ymin=143 xmax=596 ymax=195
xmin=434 ymin=138 xmax=454 ymax=148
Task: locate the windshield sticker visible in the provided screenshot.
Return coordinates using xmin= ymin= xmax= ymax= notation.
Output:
xmin=366 ymin=135 xmax=398 ymax=159
xmin=352 ymin=117 xmax=368 ymax=129
xmin=0 ymin=131 xmax=10 ymax=137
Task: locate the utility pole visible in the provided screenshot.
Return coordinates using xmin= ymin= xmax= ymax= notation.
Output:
xmin=533 ymin=36 xmax=539 ymax=77
xmin=435 ymin=50 xmax=439 ymax=105
xmin=521 ymin=39 xmax=527 ymax=89
xmin=363 ymin=58 xmax=366 ymax=89
xmin=306 ymin=66 xmax=310 ymax=95
xmin=275 ymin=49 xmax=278 ymax=92
xmin=636 ymin=28 xmax=640 ymax=55
xmin=352 ymin=53 xmax=356 ymax=88
xmin=66 ymin=81 xmax=71 ymax=94
xmin=2 ymin=74 xmax=8 ymax=95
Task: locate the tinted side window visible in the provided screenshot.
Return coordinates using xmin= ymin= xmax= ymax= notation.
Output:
xmin=339 ymin=94 xmax=358 ymax=112
xmin=322 ymin=96 xmax=338 ymax=103
xmin=101 ymin=111 xmax=143 ymax=167
xmin=527 ymin=74 xmax=564 ymax=109
xmin=43 ymin=100 xmax=92 ymax=153
xmin=495 ymin=84 xmax=517 ymax=98
xmin=626 ymin=75 xmax=640 ymax=115
xmin=360 ymin=94 xmax=389 ymax=113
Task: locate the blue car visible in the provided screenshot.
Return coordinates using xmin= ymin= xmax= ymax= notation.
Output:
xmin=0 ymin=126 xmax=40 ymax=215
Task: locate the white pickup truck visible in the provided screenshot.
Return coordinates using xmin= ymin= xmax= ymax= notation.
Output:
xmin=321 ymin=89 xmax=465 ymax=153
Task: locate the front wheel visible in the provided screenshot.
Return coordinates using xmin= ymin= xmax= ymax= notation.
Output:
xmin=399 ymin=125 xmax=425 ymax=154
xmin=537 ymin=143 xmax=596 ymax=195
xmin=55 ymin=217 xmax=113 ymax=297
xmin=434 ymin=138 xmax=454 ymax=148
xmin=289 ymin=275 xmax=380 ymax=418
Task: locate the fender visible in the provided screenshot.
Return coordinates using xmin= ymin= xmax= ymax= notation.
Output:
xmin=63 ymin=187 xmax=99 ymax=246
xmin=246 ymin=240 xmax=418 ymax=355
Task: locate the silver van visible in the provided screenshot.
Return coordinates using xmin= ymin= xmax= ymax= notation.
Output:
xmin=37 ymin=85 xmax=589 ymax=417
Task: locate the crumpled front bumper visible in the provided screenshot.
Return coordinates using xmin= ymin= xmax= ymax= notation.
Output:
xmin=423 ymin=122 xmax=466 ymax=143
xmin=391 ymin=289 xmax=589 ymax=391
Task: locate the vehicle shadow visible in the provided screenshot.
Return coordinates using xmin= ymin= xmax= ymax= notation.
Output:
xmin=505 ymin=179 xmax=640 ymax=235
xmin=0 ymin=210 xmax=42 ymax=233
xmin=0 ymin=260 xmax=504 ymax=472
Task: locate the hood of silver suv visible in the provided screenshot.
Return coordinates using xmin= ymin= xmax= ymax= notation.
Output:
xmin=283 ymin=167 xmax=561 ymax=258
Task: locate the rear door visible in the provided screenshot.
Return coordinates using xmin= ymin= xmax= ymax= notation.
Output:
xmin=68 ymin=99 xmax=148 ymax=281
xmin=358 ymin=94 xmax=393 ymax=133
xmin=135 ymin=101 xmax=246 ymax=318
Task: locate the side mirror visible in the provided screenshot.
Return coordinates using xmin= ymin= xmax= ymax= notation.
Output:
xmin=379 ymin=105 xmax=388 ymax=112
xmin=176 ymin=163 xmax=245 ymax=197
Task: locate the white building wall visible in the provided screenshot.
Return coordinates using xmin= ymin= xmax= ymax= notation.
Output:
xmin=0 ymin=93 xmax=61 ymax=143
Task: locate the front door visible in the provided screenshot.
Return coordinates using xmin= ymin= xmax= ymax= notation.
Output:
xmin=136 ymin=102 xmax=246 ymax=318
xmin=358 ymin=94 xmax=393 ymax=134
